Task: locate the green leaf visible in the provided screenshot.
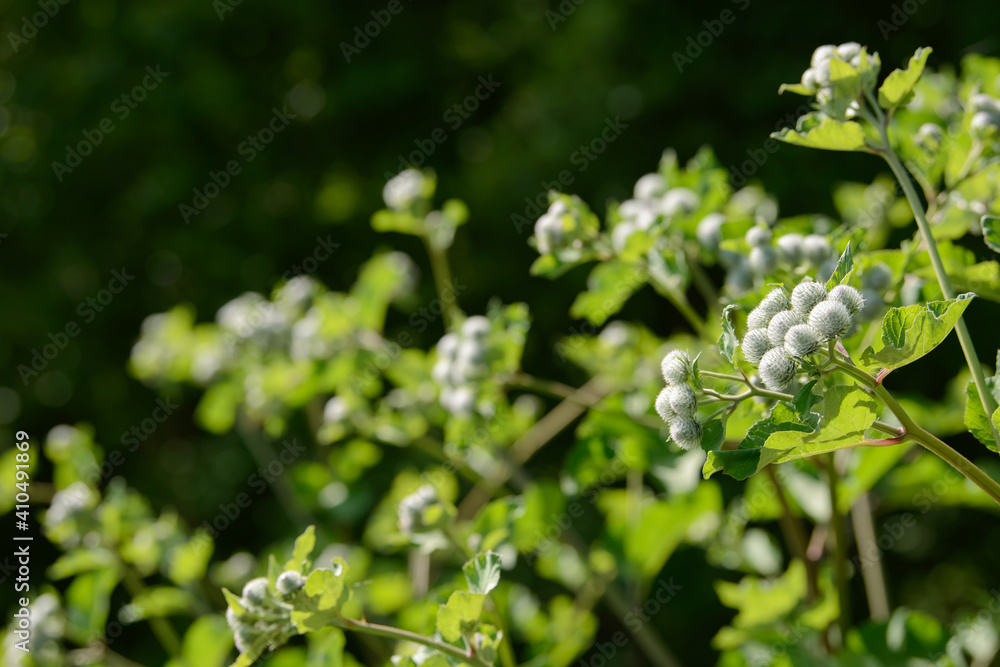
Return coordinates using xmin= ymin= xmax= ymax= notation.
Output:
xmin=168 ymin=531 xmax=213 ymax=585
xmin=778 ymin=82 xmax=816 ymax=96
xmin=771 ymin=118 xmax=870 ymax=152
xmin=436 ymin=591 xmax=485 ymax=643
xmin=878 ymin=47 xmax=932 ymax=110
xmin=120 ymin=586 xmax=194 ymax=623
xmin=704 ymin=388 xmax=878 ymax=480
xmin=715 ymin=560 xmax=808 ymax=628
xmin=291 ymin=559 xmax=351 ymax=632
xmin=717 ymin=304 xmax=738 ymax=365
xmin=569 ymin=260 xmax=644 ymax=325
xmin=791 ymin=380 xmax=823 ymax=431
xmin=982 ymin=215 xmax=1000 ymax=254
xmin=171 ymin=615 xmax=233 ymax=667
xmin=222 ymin=588 xmax=246 ymax=615
xmin=284 ymin=525 xmax=316 ymax=573
xmin=964 ymin=381 xmax=1000 ymax=452
xmin=701 ymin=419 xmax=726 ymax=451
xmin=462 ymin=552 xmax=502 ymax=595
xmin=825 ymin=241 xmax=854 ymax=290
xmin=65 ymin=567 xmax=120 ymax=644
xmin=858 ymin=293 xmax=976 ymax=372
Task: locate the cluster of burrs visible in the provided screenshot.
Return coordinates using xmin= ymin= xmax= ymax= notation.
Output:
xmin=741 ymin=279 xmax=865 ymax=391
xmin=653 ymin=350 xmax=703 ymax=450
xmin=226 ymin=572 xmax=307 ymax=653
xmin=432 ymin=316 xmax=492 ymax=416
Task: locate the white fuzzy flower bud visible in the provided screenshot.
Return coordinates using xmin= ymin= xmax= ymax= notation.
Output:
xmin=741 ymin=328 xmax=773 ymax=365
xmin=790 ymin=281 xmax=828 ymax=318
xmin=242 ymin=578 xmax=270 ymax=606
xmin=745 ymin=225 xmax=773 ymax=248
xmin=863 ymin=263 xmax=892 ymax=291
xmin=383 ymin=169 xmax=426 ymax=211
xmin=916 ymin=123 xmax=943 ymax=150
xmin=660 ymin=350 xmax=691 ymax=385
xmin=461 ymin=316 xmax=491 ymax=340
xmin=836 ymin=42 xmax=862 ymax=61
xmin=802 ymin=235 xmax=832 ymax=266
xmin=441 ymin=385 xmax=476 ymax=416
xmin=661 ymin=188 xmax=700 ymax=216
xmin=234 ymin=625 xmax=256 ymax=653
xmin=696 ymin=213 xmax=725 ymax=250
xmin=611 ymin=220 xmax=640 ymax=254
xmin=784 ymin=324 xmax=822 ymax=357
xmin=634 ymin=173 xmax=667 ymax=200
xmin=775 ymin=233 xmax=804 ymax=265
xmin=767 ymin=310 xmax=803 ymax=348
xmin=749 ymin=245 xmax=778 ymax=275
xmin=670 ymin=418 xmax=702 ymax=451
xmin=801 ymin=68 xmax=819 ymax=91
xmin=226 ymin=607 xmax=240 ymax=631
xmin=971 ymin=93 xmax=1000 ymax=115
xmin=811 ymin=45 xmax=837 ymax=68
xmin=746 ymin=288 xmax=789 ymax=330
xmin=667 ymin=384 xmax=698 ymax=418
xmin=758 ymin=347 xmax=797 ymax=391
xmin=808 ymin=301 xmax=852 ymax=340
xmin=276 ymin=570 xmax=307 ymax=596
xmin=437 ymin=333 xmax=460 ymax=360
xmin=323 ymin=397 xmax=349 ymax=424
xmin=654 ymin=387 xmax=677 ymax=423
xmin=828 ymin=285 xmax=865 ymax=316
xmin=971 ymin=111 xmax=996 ymax=134
xmin=534 ymin=203 xmax=567 ymax=255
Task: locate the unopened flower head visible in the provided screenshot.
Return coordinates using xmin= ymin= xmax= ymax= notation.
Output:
xmin=741 ymin=327 xmax=773 ymax=365
xmin=768 ymin=310 xmax=804 ymax=348
xmin=809 ymin=300 xmax=852 ymax=340
xmin=634 ymin=172 xmax=667 ymax=200
xmin=784 ymin=324 xmax=822 ymax=357
xmin=747 ymin=288 xmax=789 ymax=330
xmin=661 ymin=187 xmax=700 ymax=216
xmin=655 ymin=387 xmax=677 ymax=423
xmin=790 ymin=280 xmax=828 ymax=317
xmin=749 ymin=245 xmax=778 ymax=275
xmin=670 ymin=417 xmax=703 ymax=450
xmin=696 ymin=213 xmax=725 ymax=251
xmin=660 ymin=349 xmax=691 ymax=385
xmin=828 ymin=285 xmax=865 ymax=316
xmin=758 ymin=347 xmax=797 ymax=391
xmin=242 ymin=578 xmax=271 ymax=606
xmin=745 ymin=224 xmax=772 ymax=248
xmin=776 ymin=233 xmax=804 ymax=265
xmin=801 ymin=235 xmax=832 ymax=267
xmin=383 ymin=169 xmax=427 ymax=211
xmin=276 ymin=570 xmax=307 ymax=596
xmin=667 ymin=384 xmax=698 ymax=418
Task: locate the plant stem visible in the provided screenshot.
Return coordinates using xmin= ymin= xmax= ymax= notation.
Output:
xmin=457 ymin=377 xmax=609 ymax=520
xmin=646 ymin=268 xmax=709 ymax=338
xmin=765 ymin=467 xmax=818 ymax=601
xmin=337 ymin=617 xmax=492 ymax=667
xmin=509 ymin=373 xmax=663 ymax=429
xmin=828 ymin=355 xmax=1000 ymax=506
xmin=850 ymin=492 xmax=890 ymax=622
xmin=422 ymin=237 xmax=460 ymax=329
xmin=870 ymin=104 xmax=1000 ymax=451
xmin=823 ymin=453 xmax=850 ymax=641
xmin=121 ymin=567 xmax=182 ymax=659
xmin=237 ymin=415 xmax=314 ymax=528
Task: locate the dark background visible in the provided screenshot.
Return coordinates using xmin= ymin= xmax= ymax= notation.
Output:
xmin=3 ymin=0 xmax=1000 ymax=663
